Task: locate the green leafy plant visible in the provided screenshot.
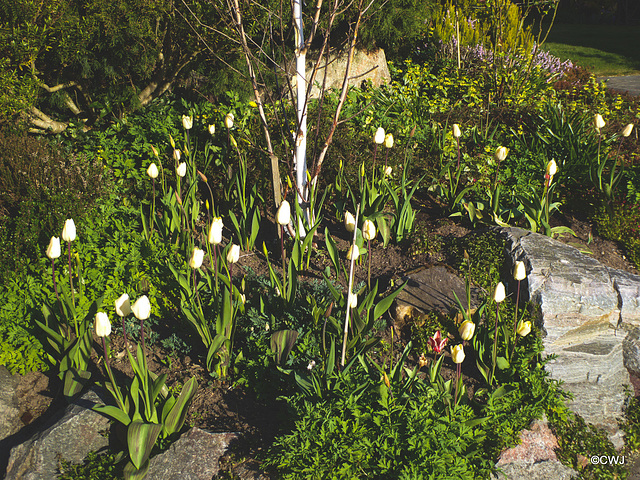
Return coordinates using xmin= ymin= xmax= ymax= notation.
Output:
xmin=93 ymin=308 xmax=197 ymax=480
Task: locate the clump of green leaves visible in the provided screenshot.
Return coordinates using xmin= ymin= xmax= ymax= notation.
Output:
xmin=593 ymin=200 xmax=640 ymax=270
xmin=58 ymin=451 xmax=123 ymax=480
xmin=446 ymin=230 xmax=506 ymax=292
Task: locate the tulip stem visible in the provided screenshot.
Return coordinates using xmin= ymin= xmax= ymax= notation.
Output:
xmin=367 ymin=239 xmax=372 ymax=291
xmin=213 ymin=244 xmax=219 ymax=292
xmin=67 ymin=241 xmax=78 ymax=338
xmin=121 ymin=318 xmax=128 ymax=349
xmin=456 ymin=136 xmax=461 ymax=170
xmin=490 ymin=302 xmax=500 ymax=386
xmin=341 ymin=204 xmax=360 ymax=367
xmin=280 ymin=225 xmax=287 ymax=290
xmin=454 ymin=362 xmax=461 ymax=408
xmin=151 ymin=178 xmax=156 ymax=235
xmin=511 ymin=279 xmax=522 ymax=360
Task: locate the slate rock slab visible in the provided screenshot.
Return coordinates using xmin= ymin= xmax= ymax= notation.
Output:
xmin=5 ymin=388 xmax=110 ymax=480
xmin=145 ymin=428 xmax=239 ymax=480
xmin=500 ymin=227 xmax=640 ymax=448
xmin=394 ymin=265 xmax=481 ymax=327
xmin=0 ymin=366 xmax=22 ymax=443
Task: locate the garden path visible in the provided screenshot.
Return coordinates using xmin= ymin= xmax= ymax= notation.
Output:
xmin=600 ymin=74 xmax=640 ymax=96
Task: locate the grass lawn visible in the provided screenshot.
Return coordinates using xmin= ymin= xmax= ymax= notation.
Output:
xmin=543 ymin=23 xmax=640 ymax=76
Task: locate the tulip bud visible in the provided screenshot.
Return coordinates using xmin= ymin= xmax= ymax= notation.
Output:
xmin=176 ymin=162 xmax=187 ymax=177
xmin=344 ymin=211 xmax=356 ymax=233
xmin=169 ymin=135 xmax=175 ymax=149
xmin=150 ymin=145 xmax=159 ymax=158
xmin=363 ymin=219 xmax=376 ymax=241
xmin=374 ymin=127 xmax=385 ymax=144
xmin=594 ymin=114 xmax=605 ymax=130
xmin=182 ymin=115 xmax=193 ymax=130
xmin=384 ymin=166 xmax=393 ymax=177
xmin=622 ymin=123 xmax=634 ymax=137
xmin=451 ymin=344 xmax=465 ymax=364
xmin=208 ymin=124 xmax=216 ymax=136
xmin=546 ymin=159 xmax=557 ymax=177
xmin=494 ymin=146 xmax=508 ymax=162
xmin=516 ymin=320 xmax=532 ymax=337
xmin=513 ymin=261 xmax=526 ymax=281
xmin=173 ymin=149 xmax=181 ymax=162
xmin=452 ymin=124 xmax=461 ymax=138
xmin=46 ymin=236 xmax=61 ymax=259
xmin=147 ymin=163 xmax=159 ymax=179
xmin=115 ymin=293 xmax=131 ymax=317
xmin=493 ymin=282 xmax=506 ymax=303
xmin=61 ymin=219 xmax=76 ymax=242
xmin=95 ymin=312 xmax=111 ymax=338
xmin=348 ymin=292 xmax=358 ymax=309
xmin=240 ymin=293 xmax=246 ymax=304
xmin=189 ymin=247 xmax=205 ymax=269
xmin=347 ymin=245 xmax=359 ymax=261
xmin=276 ymin=200 xmax=291 ymax=226
xmin=384 ymin=133 xmax=394 ymax=148
xmin=131 ymin=296 xmax=151 ymax=320
xmin=224 ymin=113 xmax=234 ymax=129
xmin=208 ymin=217 xmax=224 ymax=245
xmin=230 ymin=135 xmax=237 ymax=148
xmin=227 ymin=244 xmax=240 ymax=264
xmin=360 ymin=162 xmax=365 ymax=178
xmin=458 ymin=320 xmax=475 ymax=341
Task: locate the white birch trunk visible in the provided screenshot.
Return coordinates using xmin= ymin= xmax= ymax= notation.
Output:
xmin=293 ymin=0 xmax=308 ymax=226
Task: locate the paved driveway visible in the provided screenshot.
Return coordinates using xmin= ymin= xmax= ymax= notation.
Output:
xmin=598 ymin=75 xmax=640 ymax=96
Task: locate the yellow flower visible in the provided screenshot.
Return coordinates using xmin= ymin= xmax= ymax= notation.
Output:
xmin=594 ymin=114 xmax=605 ymax=130
xmin=513 ymin=261 xmax=526 ymax=281
xmin=384 ymin=133 xmax=394 ymax=148
xmin=458 ymin=320 xmax=475 ymax=341
xmin=516 ymin=320 xmax=532 ymax=337
xmin=451 ymin=344 xmax=465 ymax=364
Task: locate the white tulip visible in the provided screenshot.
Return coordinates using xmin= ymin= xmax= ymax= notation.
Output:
xmin=61 ymin=219 xmax=76 ymax=242
xmin=595 ymin=114 xmax=605 ymax=130
xmin=95 ymin=312 xmax=112 ymax=338
xmin=189 ymin=247 xmax=205 ymax=269
xmin=182 ymin=115 xmax=193 ymax=130
xmin=227 ymin=244 xmax=240 ymax=264
xmin=131 ymin=296 xmax=151 ymax=321
xmin=208 ymin=217 xmax=224 ymax=245
xmin=176 ymin=162 xmax=187 ymax=177
xmin=384 ymin=133 xmax=394 ymax=148
xmin=493 ymin=282 xmax=506 ymax=303
xmin=46 ymin=236 xmax=61 ymax=259
xmin=494 ymin=146 xmax=508 ymax=162
xmin=513 ymin=261 xmax=526 ymax=281
xmin=374 ymin=127 xmax=385 ymax=144
xmin=115 ymin=293 xmax=131 ymax=317
xmin=208 ymin=124 xmax=216 ymax=136
xmin=344 ymin=211 xmax=356 ymax=233
xmin=225 ymin=113 xmax=234 ymax=129
xmin=452 ymin=124 xmax=461 ymax=138
xmin=622 ymin=123 xmax=634 ymax=137
xmin=347 ymin=245 xmax=359 ymax=261
xmin=147 ymin=163 xmax=159 ymax=179
xmin=363 ymin=219 xmax=376 ymax=241
xmin=276 ymin=200 xmax=291 ymax=226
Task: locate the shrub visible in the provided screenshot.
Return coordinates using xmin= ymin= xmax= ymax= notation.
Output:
xmin=0 ymin=129 xmax=106 ymax=281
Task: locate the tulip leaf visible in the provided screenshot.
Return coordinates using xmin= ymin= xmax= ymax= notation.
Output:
xmin=93 ymin=404 xmax=132 ymax=427
xmin=163 ymin=376 xmax=197 ymax=438
xmin=270 ymin=330 xmax=299 ymax=365
xmin=127 ymin=421 xmax=162 ymax=470
xmin=373 ymin=281 xmax=406 ymax=322
xmin=497 ymin=356 xmax=510 ymax=370
xmin=123 ymin=459 xmax=149 ymax=480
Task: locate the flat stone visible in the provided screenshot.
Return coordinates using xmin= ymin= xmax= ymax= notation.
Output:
xmin=492 ymin=460 xmax=576 ymax=480
xmin=146 ymin=428 xmax=239 ymax=480
xmin=496 ymin=419 xmax=560 ymax=466
xmin=0 ymin=367 xmax=22 ymax=443
xmin=5 ymin=389 xmax=110 ymax=480
xmin=395 ymin=265 xmax=480 ymax=320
